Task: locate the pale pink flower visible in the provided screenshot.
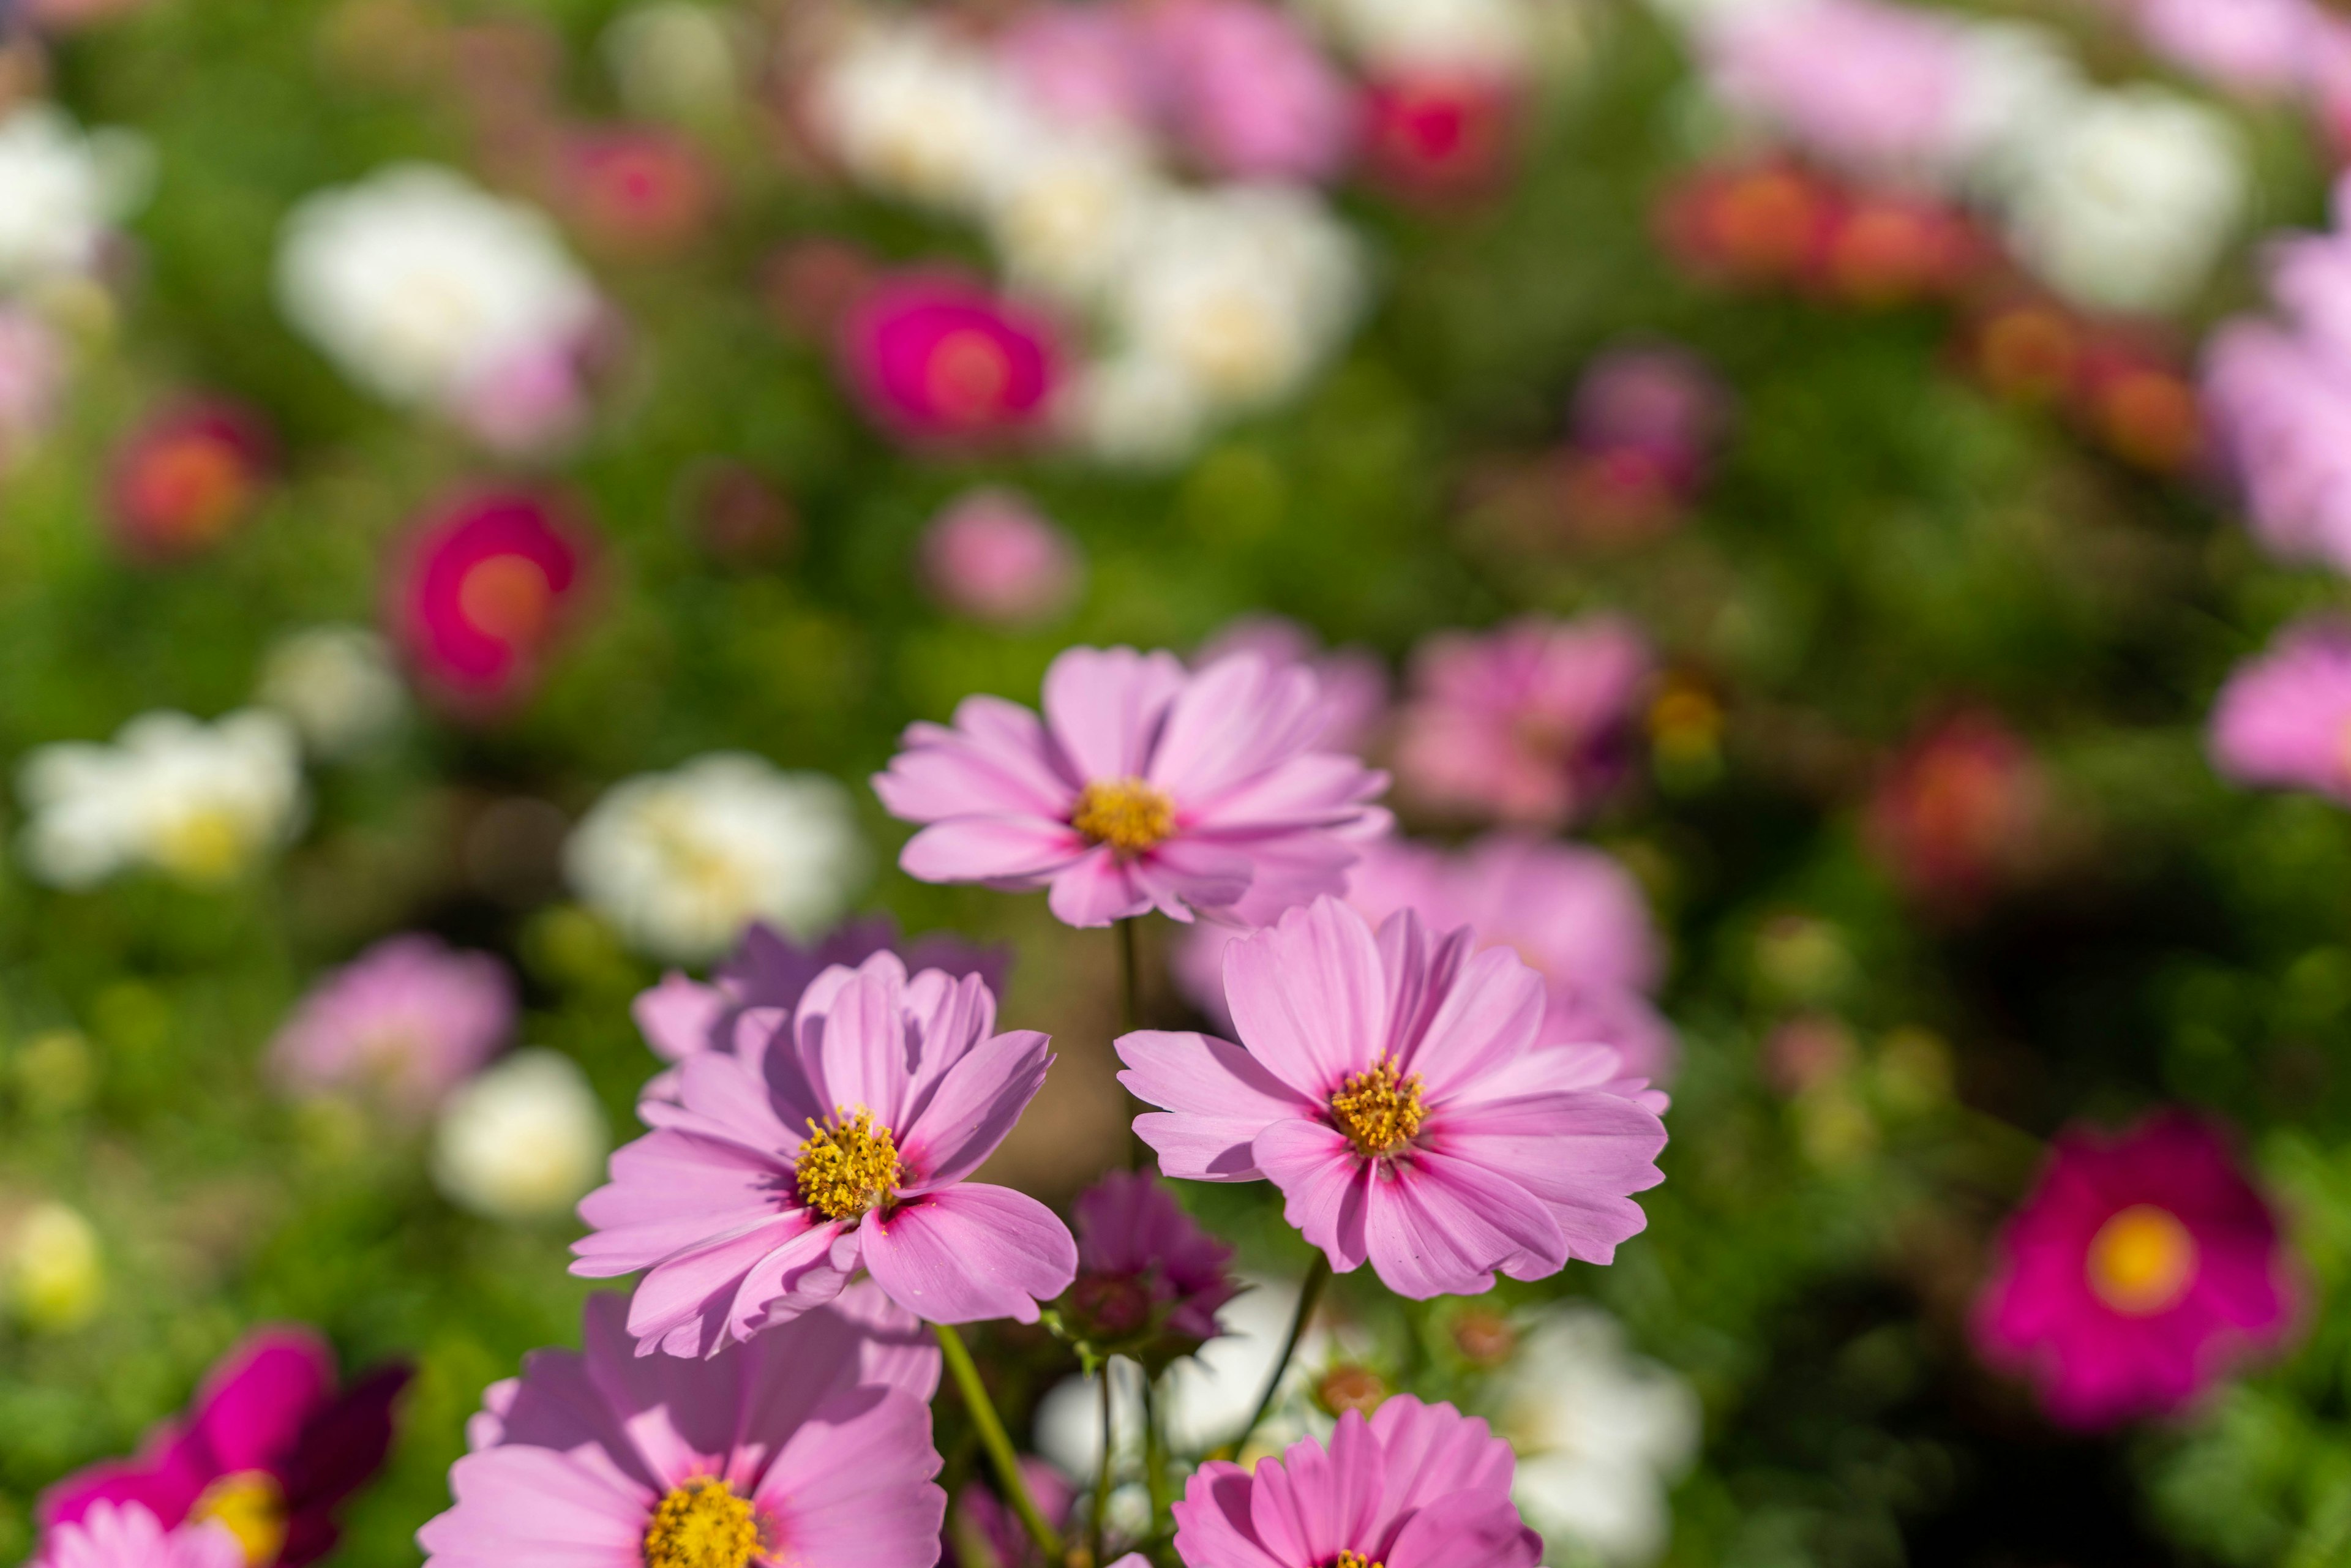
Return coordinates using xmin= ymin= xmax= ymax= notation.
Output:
xmin=1141 ymin=0 xmax=1358 ymax=183
xmin=1392 ymin=615 xmax=1651 ymax=828
xmin=574 ymin=952 xmax=1076 ymax=1354
xmin=1703 ymin=0 xmax=1973 ymax=177
xmin=2121 ymin=0 xmax=2320 ymax=96
xmin=1120 ymin=896 xmax=1667 ymax=1299
xmin=2202 ymin=321 xmax=2351 ymax=573
xmin=270 ymin=934 xmax=517 ymax=1117
xmin=37 ymin=1504 xmax=241 ymax=1568
xmin=1171 ymin=1395 xmax=1540 ymax=1568
xmin=873 ymin=645 xmax=1390 ymax=928
xmin=1194 ymin=614 xmax=1389 ymax=757
xmin=418 ymin=1290 xmax=944 ymax=1567
xmin=996 ymin=6 xmax=1159 ymax=133
xmin=2210 ymin=617 xmax=2351 ymax=805
xmin=918 ymin=489 xmax=1084 ymax=626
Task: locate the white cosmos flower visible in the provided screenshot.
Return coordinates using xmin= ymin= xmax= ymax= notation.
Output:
xmin=274 ymin=163 xmax=600 ymax=411
xmin=18 ymin=710 xmax=307 ymax=890
xmin=1065 ymin=350 xmax=1210 ymax=468
xmin=564 ymin=753 xmax=869 ymax=964
xmin=805 ymin=21 xmax=1033 ymax=215
xmin=1494 ymin=1305 xmax=1701 ymax=1567
xmin=0 ymin=103 xmax=146 ymax=292
xmin=981 ymin=137 xmax=1160 ymax=305
xmin=255 ymin=624 xmax=408 ymax=762
xmin=431 ymin=1049 xmax=610 ymax=1221
xmin=2002 ymin=86 xmax=2245 ymax=315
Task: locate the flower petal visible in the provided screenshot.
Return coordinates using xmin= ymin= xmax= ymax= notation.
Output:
xmin=1224 ymin=897 xmax=1387 ymax=1098
xmin=899 ymin=814 xmax=1087 ymax=887
xmin=1044 ymin=647 xmax=1188 ymax=783
xmin=1118 ymin=1030 xmax=1317 ymax=1182
xmin=858 ymin=1184 xmax=1077 ymax=1324
xmin=752 ymin=1388 xmax=945 ymax=1568
xmin=903 ymin=1029 xmax=1052 ymax=1188
xmin=1251 ymin=1119 xmax=1373 ymax=1274
xmin=1047 ymin=847 xmax=1152 ymax=926
xmin=1360 ymin=1150 xmax=1565 ymax=1299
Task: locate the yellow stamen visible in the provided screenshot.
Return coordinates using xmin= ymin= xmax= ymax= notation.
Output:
xmin=643 ymin=1478 xmax=761 ymax=1568
xmin=188 ymin=1471 xmax=288 ymax=1568
xmin=795 ymin=1107 xmax=902 ymax=1221
xmin=1070 ymin=778 xmax=1176 ymax=857
xmin=1334 ymin=1553 xmax=1385 ymax=1568
xmin=1329 ymin=1059 xmax=1425 ymax=1158
xmin=2087 ymin=1204 xmax=2198 ymax=1316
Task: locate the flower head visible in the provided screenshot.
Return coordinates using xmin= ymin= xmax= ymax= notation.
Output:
xmin=574 ymin=951 xmax=1076 ymax=1353
xmin=39 ymin=1328 xmax=409 ymax=1568
xmin=1973 ymin=1109 xmax=2298 ymax=1429
xmin=1864 ymin=708 xmax=2053 ymax=909
xmin=418 ymin=1291 xmax=944 ymax=1568
xmin=255 ymin=625 xmax=407 ymax=762
xmin=431 ymin=1049 xmax=611 ymax=1221
xmin=2210 ymin=617 xmax=2351 ymax=805
xmin=37 ymin=1502 xmax=241 ymax=1568
xmin=1172 ymin=1395 xmax=1540 ymax=1568
xmin=268 ymin=934 xmax=517 ymax=1118
xmin=105 ymin=400 xmax=274 ymax=563
xmin=385 ymin=487 xmax=596 ymax=714
xmin=1141 ymin=0 xmax=1357 ymax=184
xmin=836 ymin=271 xmax=1063 ymax=451
xmin=1360 ymin=70 xmax=1520 ymax=206
xmin=557 ymin=125 xmax=716 ymax=255
xmin=1064 ymin=1169 xmax=1237 ymax=1352
xmin=875 ymin=645 xmax=1389 ymax=928
xmin=0 ymin=103 xmax=137 ymax=289
xmin=918 ymin=489 xmax=1084 ymax=626
xmin=2204 ymin=318 xmax=2351 ymax=575
xmin=1122 ymin=896 xmax=1667 ymax=1298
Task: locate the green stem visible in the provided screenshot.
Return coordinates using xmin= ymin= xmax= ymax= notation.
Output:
xmin=1091 ymin=1364 xmax=1116 ymax=1566
xmin=934 ymin=1322 xmax=1063 ymax=1562
xmin=1117 ymin=917 xmax=1141 ymax=1035
xmin=1227 ymin=1255 xmax=1332 ymax=1458
xmin=1141 ymin=1367 xmax=1172 ymax=1531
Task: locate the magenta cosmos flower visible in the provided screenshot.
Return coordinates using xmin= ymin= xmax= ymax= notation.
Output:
xmin=874 ymin=645 xmax=1390 ymax=928
xmin=1063 ymin=1168 xmax=1237 ymax=1353
xmin=837 ymin=271 xmax=1064 ymax=451
xmin=385 ymin=487 xmax=598 ymax=715
xmin=37 ymin=1503 xmax=241 ymax=1568
xmin=2209 ymin=617 xmax=2351 ymax=806
xmin=1173 ymin=1395 xmax=1539 ymax=1568
xmin=269 ymin=934 xmax=517 ymax=1117
xmin=1973 ymin=1110 xmax=2298 ymax=1430
xmin=40 ymin=1328 xmax=409 ymax=1568
xmin=418 ymin=1289 xmax=943 ymax=1568
xmin=1121 ymin=896 xmax=1668 ymax=1299
xmin=574 ymin=951 xmax=1076 ymax=1354
xmin=1392 ymin=615 xmax=1651 ymax=828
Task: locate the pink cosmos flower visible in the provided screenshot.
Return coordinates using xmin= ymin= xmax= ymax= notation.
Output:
xmin=632 ymin=917 xmax=1011 ymax=1100
xmin=996 ymin=6 xmax=1160 ymax=134
xmin=37 ymin=1503 xmax=241 ymax=1568
xmin=1392 ymin=615 xmax=1651 ymax=828
xmin=574 ymin=951 xmax=1076 ymax=1354
xmin=947 ymin=1459 xmax=1076 ymax=1568
xmin=1172 ymin=1395 xmax=1540 ymax=1568
xmin=874 ymin=645 xmax=1390 ymax=928
xmin=2202 ymin=321 xmax=2351 ymax=572
xmin=1973 ymin=1110 xmax=2298 ymax=1430
xmin=1120 ymin=896 xmax=1668 ymax=1299
xmin=1194 ymin=615 xmax=1390 ymax=758
xmin=918 ymin=489 xmax=1085 ymax=627
xmin=1702 ymin=0 xmax=1971 ymax=177
xmin=269 ymin=934 xmax=517 ymax=1117
xmin=40 ymin=1329 xmax=409 ymax=1568
xmin=105 ymin=400 xmax=275 ymax=565
xmin=418 ymin=1290 xmax=944 ymax=1568
xmin=837 ymin=271 xmax=1065 ymax=452
xmin=385 ymin=486 xmax=598 ymax=715
xmin=1065 ymin=1169 xmax=1237 ymax=1351
xmin=1141 ymin=0 xmax=1358 ymax=184
xmin=2209 ymin=617 xmax=2351 ymax=805
xmin=2119 ymin=0 xmax=2320 ymax=96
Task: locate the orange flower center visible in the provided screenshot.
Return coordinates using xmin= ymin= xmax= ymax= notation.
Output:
xmin=1329 ymin=1058 xmax=1425 ymax=1158
xmin=135 ymin=437 xmax=252 ymax=544
xmin=2086 ymin=1203 xmax=2198 ymax=1316
xmin=188 ymin=1470 xmax=287 ymax=1568
xmin=924 ymin=328 xmax=1013 ymax=424
xmin=456 ymin=552 xmax=554 ymax=643
xmin=1071 ymin=778 xmax=1175 ymax=857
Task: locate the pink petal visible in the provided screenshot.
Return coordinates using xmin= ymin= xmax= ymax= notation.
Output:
xmin=632 ymin=973 xmax=724 ymax=1065
xmin=1172 ymin=1463 xmax=1288 ymax=1568
xmin=752 ymin=1390 xmax=945 ymax=1568
xmin=1434 ymin=1090 xmax=1663 ymax=1264
xmin=858 ymin=1184 xmax=1077 ymax=1324
xmin=902 ymin=1029 xmax=1052 ymax=1188
xmin=872 ymin=697 xmax=1076 ymax=824
xmin=1117 ymin=1030 xmax=1316 ymax=1182
xmin=1252 ymin=1119 xmax=1374 ymax=1274
xmin=1132 ymin=836 xmax=1254 ymax=919
xmin=1365 ymin=1395 xmax=1516 ymax=1519
xmin=1381 ymin=1495 xmax=1541 ymax=1568
xmin=1044 ymin=646 xmax=1188 ymax=782
xmin=573 ymin=1130 xmax=791 ymax=1277
xmin=1247 ymin=1414 xmax=1381 ymax=1568
xmin=804 ymin=959 xmax=917 ymax=1128
xmin=1359 ymin=1151 xmax=1565 ymax=1298
xmin=1047 ymin=847 xmax=1152 ymax=926
xmin=899 ymin=814 xmax=1087 ymax=887
xmin=1148 ymin=655 xmax=1324 ymax=805
xmin=421 ymin=1446 xmax=650 ymax=1568
xmin=1392 ymin=942 xmax=1547 ymax=1104
xmin=623 ymin=1217 xmax=828 ymax=1358
xmin=191 ymin=1328 xmax=336 ymax=1472
xmin=1224 ymin=897 xmax=1388 ymax=1098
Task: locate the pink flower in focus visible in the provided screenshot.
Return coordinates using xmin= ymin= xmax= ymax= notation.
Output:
xmin=385 ymin=487 xmax=597 ymax=714
xmin=2209 ymin=617 xmax=2351 ymax=805
xmin=573 ymin=952 xmax=1076 ymax=1352
xmin=1973 ymin=1111 xmax=2297 ymax=1430
xmin=1065 ymin=1169 xmax=1237 ymax=1349
xmin=1194 ymin=613 xmax=1390 ymax=757
xmin=1120 ymin=896 xmax=1667 ymax=1298
xmin=40 ymin=1329 xmax=410 ymax=1568
xmin=996 ymin=6 xmax=1159 ymax=133
xmin=418 ymin=1291 xmax=944 ymax=1568
xmin=838 ymin=271 xmax=1065 ymax=451
xmin=1142 ymin=0 xmax=1357 ymax=182
xmin=1171 ymin=1395 xmax=1540 ymax=1568
xmin=105 ymin=400 xmax=275 ymax=564
xmin=268 ymin=934 xmax=517 ymax=1117
xmin=874 ymin=646 xmax=1390 ymax=928
xmin=1393 ymin=615 xmax=1651 ymax=828
xmin=1703 ymin=0 xmax=1972 ymax=176
xmin=919 ymin=489 xmax=1084 ymax=626
xmin=37 ymin=1504 xmax=241 ymax=1568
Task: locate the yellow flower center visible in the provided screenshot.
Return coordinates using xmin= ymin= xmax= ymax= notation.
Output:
xmin=154 ymin=805 xmax=251 ymax=883
xmin=188 ymin=1470 xmax=287 ymax=1568
xmin=1329 ymin=1059 xmax=1425 ymax=1158
xmin=795 ymin=1107 xmax=902 ymax=1222
xmin=643 ymin=1478 xmax=762 ymax=1568
xmin=1070 ymin=777 xmax=1176 ymax=858
xmin=1334 ymin=1553 xmax=1385 ymax=1568
xmin=2087 ymin=1203 xmax=2198 ymax=1316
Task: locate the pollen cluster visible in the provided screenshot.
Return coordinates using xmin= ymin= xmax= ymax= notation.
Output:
xmin=1071 ymin=776 xmax=1176 ymax=857
xmin=795 ymin=1107 xmax=902 ymax=1221
xmin=1329 ymin=1058 xmax=1426 ymax=1158
xmin=1333 ymin=1552 xmax=1386 ymax=1568
xmin=2087 ymin=1202 xmax=2198 ymax=1316
xmin=188 ymin=1470 xmax=288 ymax=1568
xmin=643 ymin=1478 xmax=761 ymax=1568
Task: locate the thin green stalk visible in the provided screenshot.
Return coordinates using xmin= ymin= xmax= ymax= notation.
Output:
xmin=1091 ymin=1364 xmax=1116 ymax=1566
xmin=1224 ymin=1254 xmax=1332 ymax=1458
xmin=1117 ymin=917 xmax=1141 ymax=1034
xmin=934 ymin=1322 xmax=1063 ymax=1562
xmin=1140 ymin=1367 xmax=1172 ymax=1531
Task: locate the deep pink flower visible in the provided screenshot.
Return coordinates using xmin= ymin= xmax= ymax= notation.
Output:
xmin=948 ymin=1458 xmax=1076 ymax=1568
xmin=1703 ymin=0 xmax=1971 ymax=176
xmin=874 ymin=645 xmax=1390 ymax=928
xmin=1392 ymin=615 xmax=1651 ymax=828
xmin=384 ymin=486 xmax=598 ymax=714
xmin=1193 ymin=615 xmax=1389 ymax=758
xmin=1973 ymin=1111 xmax=2298 ymax=1430
xmin=418 ymin=1289 xmax=944 ymax=1568
xmin=105 ymin=400 xmax=275 ymax=564
xmin=36 ymin=1503 xmax=241 ymax=1568
xmin=574 ymin=951 xmax=1076 ymax=1353
xmin=40 ymin=1328 xmax=410 ymax=1568
xmin=1141 ymin=0 xmax=1358 ymax=183
xmin=269 ymin=934 xmax=517 ymax=1117
xmin=2209 ymin=617 xmax=2351 ymax=805
xmin=1065 ymin=1169 xmax=1237 ymax=1350
xmin=837 ymin=271 xmax=1065 ymax=451
xmin=1121 ymin=896 xmax=1667 ymax=1298
xmin=919 ymin=489 xmax=1085 ymax=627
xmin=1172 ymin=1395 xmax=1539 ymax=1568
xmin=1359 ymin=70 xmax=1518 ymax=206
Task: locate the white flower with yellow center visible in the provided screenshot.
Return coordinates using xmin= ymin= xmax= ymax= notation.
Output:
xmin=564 ymin=752 xmax=869 ymax=964
xmin=255 ymin=624 xmax=407 ymax=761
xmin=804 ymin=21 xmax=1033 ymax=216
xmin=18 ymin=709 xmax=307 ymax=890
xmin=430 ymin=1049 xmax=610 ymax=1221
xmin=980 ymin=137 xmax=1160 ymax=306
